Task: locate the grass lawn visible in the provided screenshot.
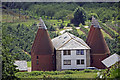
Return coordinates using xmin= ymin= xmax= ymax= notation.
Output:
xmin=27 ymin=61 xmax=31 ymax=67
xmin=16 ymin=70 xmax=98 ymax=78
xmin=50 ymin=73 xmax=97 ymax=78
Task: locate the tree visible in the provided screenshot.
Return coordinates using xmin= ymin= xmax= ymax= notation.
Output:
xmin=100 ymin=63 xmax=120 ymax=79
xmin=54 ymin=10 xmax=72 ymax=20
xmin=49 ymin=26 xmax=56 ymax=31
xmin=88 ymin=13 xmax=99 ymax=20
xmin=72 ymin=7 xmax=87 ymax=26
xmin=59 ymin=23 xmax=64 ymax=29
xmin=2 ymin=33 xmax=19 ymax=79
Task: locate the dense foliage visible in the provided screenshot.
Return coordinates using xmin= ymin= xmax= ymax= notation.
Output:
xmin=98 ymin=63 xmax=120 ymax=79
xmin=2 ymin=23 xmax=36 ymax=61
xmin=72 ymin=7 xmax=87 ymax=26
xmin=2 ymin=2 xmax=118 ymax=23
xmin=2 ymin=28 xmax=19 ymax=79
xmin=2 ymin=2 xmax=120 ymax=60
xmin=2 ymin=2 xmax=120 ymax=79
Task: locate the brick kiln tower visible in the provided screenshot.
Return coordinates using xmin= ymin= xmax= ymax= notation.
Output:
xmin=86 ymin=16 xmax=110 ymax=69
xmin=31 ymin=17 xmax=55 ymax=71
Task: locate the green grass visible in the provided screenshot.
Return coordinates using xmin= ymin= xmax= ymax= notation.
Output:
xmin=50 ymin=73 xmax=97 ymax=78
xmin=27 ymin=61 xmax=31 ymax=67
xmin=15 ymin=70 xmax=98 ymax=78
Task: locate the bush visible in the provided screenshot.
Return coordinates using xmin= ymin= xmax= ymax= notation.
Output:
xmin=63 ymin=75 xmax=71 ymax=78
xmin=65 ymin=70 xmax=74 ymax=74
xmin=83 ymin=69 xmax=92 ymax=73
xmin=110 ymin=68 xmax=120 ymax=78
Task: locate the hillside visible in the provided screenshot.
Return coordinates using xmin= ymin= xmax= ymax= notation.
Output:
xmin=2 ymin=2 xmax=120 ymax=62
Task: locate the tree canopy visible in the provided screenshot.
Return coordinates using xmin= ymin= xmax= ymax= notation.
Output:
xmin=72 ymin=7 xmax=87 ymax=26
xmin=2 ymin=29 xmax=19 ymax=79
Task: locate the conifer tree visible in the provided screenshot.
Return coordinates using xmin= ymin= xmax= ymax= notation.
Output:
xmin=72 ymin=7 xmax=87 ymax=26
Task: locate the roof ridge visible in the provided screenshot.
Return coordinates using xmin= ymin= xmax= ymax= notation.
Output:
xmin=92 ymin=16 xmax=101 ymax=28
xmin=37 ymin=17 xmax=47 ymax=29
xmin=67 ymin=32 xmax=90 ymax=49
xmin=72 ymin=37 xmax=90 ymax=49
xmin=70 ymin=39 xmax=89 ymax=49
xmin=67 ymin=32 xmax=73 ymax=39
xmin=57 ymin=38 xmax=72 ymax=50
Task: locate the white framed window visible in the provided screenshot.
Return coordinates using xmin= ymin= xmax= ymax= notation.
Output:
xmin=63 ymin=60 xmax=71 ymax=65
xmin=76 ymin=60 xmax=80 ymax=65
xmin=81 ymin=59 xmax=84 ymax=64
xmin=63 ymin=50 xmax=71 ymax=55
xmin=76 ymin=50 xmax=84 ymax=55
xmin=76 ymin=59 xmax=84 ymax=65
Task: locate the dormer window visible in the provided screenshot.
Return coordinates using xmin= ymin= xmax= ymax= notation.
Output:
xmin=64 ymin=36 xmax=67 ymax=39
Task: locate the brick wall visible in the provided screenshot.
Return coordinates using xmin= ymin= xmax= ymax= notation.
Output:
xmin=31 ymin=53 xmax=55 ymax=71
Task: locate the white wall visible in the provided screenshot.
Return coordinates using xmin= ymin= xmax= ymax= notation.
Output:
xmin=61 ymin=50 xmax=86 ymax=69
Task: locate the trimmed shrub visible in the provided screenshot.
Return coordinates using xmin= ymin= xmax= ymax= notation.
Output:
xmin=65 ymin=70 xmax=74 ymax=74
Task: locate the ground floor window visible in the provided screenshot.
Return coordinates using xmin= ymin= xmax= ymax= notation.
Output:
xmin=81 ymin=59 xmax=84 ymax=64
xmin=77 ymin=60 xmax=80 ymax=65
xmin=63 ymin=60 xmax=71 ymax=65
xmin=76 ymin=59 xmax=84 ymax=65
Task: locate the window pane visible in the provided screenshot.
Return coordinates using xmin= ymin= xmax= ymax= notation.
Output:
xmin=81 ymin=50 xmax=84 ymax=55
xmin=68 ymin=50 xmax=71 ymax=55
xmin=68 ymin=60 xmax=71 ymax=65
xmin=63 ymin=60 xmax=71 ymax=65
xmin=63 ymin=50 xmax=67 ymax=55
xmin=64 ymin=50 xmax=71 ymax=55
xmin=76 ymin=50 xmax=80 ymax=55
xmin=36 ymin=60 xmax=39 ymax=65
xmin=81 ymin=59 xmax=84 ymax=64
xmin=77 ymin=60 xmax=80 ymax=65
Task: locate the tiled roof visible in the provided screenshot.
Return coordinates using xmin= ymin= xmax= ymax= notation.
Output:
xmin=86 ymin=16 xmax=110 ymax=54
xmin=31 ymin=18 xmax=54 ymax=54
xmin=14 ymin=60 xmax=27 ymax=71
xmin=52 ymin=32 xmax=90 ymax=50
xmin=102 ymin=53 xmax=120 ymax=67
